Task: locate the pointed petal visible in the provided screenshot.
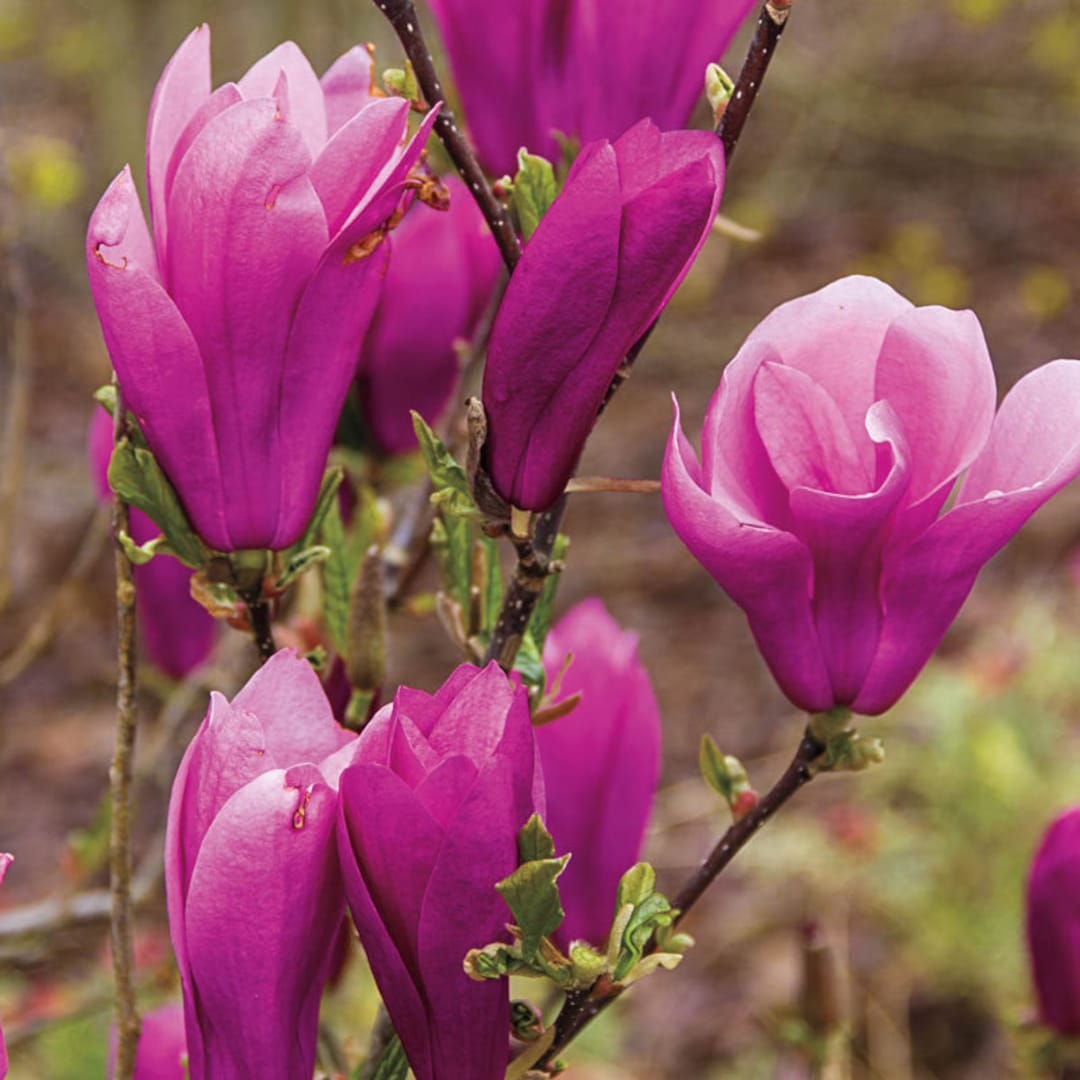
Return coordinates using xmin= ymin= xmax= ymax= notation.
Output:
xmin=321 ymin=46 xmax=377 ymax=134
xmin=86 ymin=167 xmax=228 ymax=549
xmin=146 ymin=24 xmax=211 ymax=262
xmin=166 ymin=97 xmax=328 ymax=548
xmin=238 ymin=41 xmax=327 ymax=157
xmin=662 ymin=399 xmax=833 ymax=712
xmin=232 ymin=650 xmax=353 ymax=767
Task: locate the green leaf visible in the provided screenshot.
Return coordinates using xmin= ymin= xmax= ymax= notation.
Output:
xmin=352 ymin=1031 xmax=409 ymax=1080
xmin=513 ymin=631 xmax=545 ymax=698
xmin=107 ymin=439 xmax=210 ymax=568
xmin=698 ymin=735 xmax=753 ymax=808
xmin=320 ymin=496 xmax=351 ymax=655
xmin=463 ymin=941 xmax=530 ymax=982
xmin=274 ymin=545 xmax=330 ymax=590
xmin=517 ymin=814 xmax=556 ymax=863
xmin=609 ymin=862 xmax=678 ymax=983
xmin=288 ymin=466 xmax=344 ymax=556
xmin=615 ymin=862 xmax=656 ymax=910
xmin=412 ymin=412 xmax=472 ymax=499
xmin=496 ymin=854 xmax=570 ymax=961
xmin=93 ymin=385 xmax=147 ymax=449
xmin=527 ymin=532 xmax=568 ymax=650
xmin=513 ymin=149 xmax=558 ymax=242
xmin=480 ymin=535 xmax=503 ymax=632
xmin=117 ymin=529 xmax=167 ymax=566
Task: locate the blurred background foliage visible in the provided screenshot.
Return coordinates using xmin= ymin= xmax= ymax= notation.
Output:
xmin=2 ymin=0 xmax=1080 ymax=1076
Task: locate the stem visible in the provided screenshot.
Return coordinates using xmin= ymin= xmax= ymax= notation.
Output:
xmin=243 ymin=592 xmax=276 ymax=663
xmin=373 ymin=0 xmax=521 ymax=272
xmin=716 ymin=0 xmax=792 ymax=162
xmin=109 ymin=383 xmax=140 ymax=1079
xmin=483 ymin=496 xmax=566 ymax=670
xmin=539 ymin=728 xmax=826 ymax=1065
xmin=564 ymin=477 xmax=661 ymax=495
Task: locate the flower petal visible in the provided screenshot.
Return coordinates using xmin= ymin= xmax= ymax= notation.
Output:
xmin=663 ymin=399 xmax=833 ymax=712
xmin=146 ymin=24 xmax=211 ymax=263
xmin=321 ymin=46 xmax=376 ymax=135
xmin=86 ymin=167 xmax=228 ymax=549
xmin=237 ymin=40 xmax=327 ymax=157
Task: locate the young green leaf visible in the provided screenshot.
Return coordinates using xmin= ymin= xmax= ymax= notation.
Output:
xmin=513 ymin=150 xmax=558 ymax=242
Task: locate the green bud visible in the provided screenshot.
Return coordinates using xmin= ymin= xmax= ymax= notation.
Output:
xmin=512 ymin=149 xmax=558 ymax=242
xmin=705 ymin=62 xmax=735 ymax=121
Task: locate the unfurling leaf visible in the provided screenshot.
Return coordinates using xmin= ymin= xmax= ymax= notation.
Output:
xmin=512 ymin=150 xmax=558 ymax=242
xmin=496 ymin=853 xmax=571 ymax=960
xmin=517 ymin=814 xmax=557 ymax=863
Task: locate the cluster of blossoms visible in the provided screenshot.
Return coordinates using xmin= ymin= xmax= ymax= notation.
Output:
xmin=17 ymin=0 xmax=1074 ymax=1077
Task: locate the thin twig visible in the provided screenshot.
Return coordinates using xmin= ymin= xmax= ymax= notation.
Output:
xmin=716 ymin=0 xmax=792 ymax=162
xmin=372 ymin=0 xmax=521 ymax=272
xmin=483 ymin=497 xmax=565 ymax=670
xmin=538 ymin=729 xmax=826 ymax=1065
xmin=109 ymin=382 xmax=140 ymax=1079
xmin=0 ymin=232 xmax=32 ymax=614
xmin=564 ymin=477 xmax=661 ymax=495
xmin=242 ymin=592 xmax=276 ymax=663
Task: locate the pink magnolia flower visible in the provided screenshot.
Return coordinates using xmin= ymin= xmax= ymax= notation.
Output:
xmin=355 ymin=175 xmax=502 ymax=454
xmin=89 ymin=408 xmax=216 ymax=678
xmin=538 ymin=600 xmax=661 ymax=949
xmin=483 ymin=119 xmax=724 ymax=511
xmin=337 ymin=663 xmax=544 ymax=1080
xmin=663 ymin=275 xmax=1080 ymax=715
xmin=428 ymin=0 xmax=758 ymax=174
xmin=1028 ymin=806 xmax=1080 ymax=1034
xmin=86 ymin=26 xmax=437 ymax=552
xmin=165 ymin=650 xmax=359 ymax=1079
xmin=109 ymin=1003 xmax=187 ymax=1080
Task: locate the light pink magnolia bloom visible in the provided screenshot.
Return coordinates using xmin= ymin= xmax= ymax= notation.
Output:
xmin=664 ymin=275 xmax=1080 ymax=715
xmin=337 ymin=663 xmax=544 ymax=1080
xmin=87 ymin=26 xmax=437 ymax=551
xmin=538 ymin=600 xmax=661 ymax=949
xmin=109 ymin=1002 xmax=187 ymax=1079
xmin=165 ymin=650 xmax=359 ymax=1079
xmin=0 ymin=853 xmax=9 ymax=1080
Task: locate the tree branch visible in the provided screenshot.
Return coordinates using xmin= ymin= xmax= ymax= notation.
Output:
xmin=539 ymin=728 xmax=826 ymax=1066
xmin=716 ymin=0 xmax=793 ymax=162
xmin=373 ymin=0 xmax=521 ymax=272
xmin=109 ymin=382 xmax=140 ymax=1079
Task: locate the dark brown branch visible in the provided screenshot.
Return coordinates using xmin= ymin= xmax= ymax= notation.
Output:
xmin=109 ymin=383 xmax=140 ymax=1079
xmin=539 ymin=728 xmax=825 ymax=1066
xmin=483 ymin=497 xmax=566 ymax=670
xmin=716 ymin=0 xmax=792 ymax=162
xmin=242 ymin=592 xmax=276 ymax=663
xmin=373 ymin=0 xmax=521 ymax=272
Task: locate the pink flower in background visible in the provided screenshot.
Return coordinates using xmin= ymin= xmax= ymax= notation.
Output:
xmin=355 ymin=176 xmax=501 ymax=453
xmin=537 ymin=600 xmax=661 ymax=949
xmin=663 ymin=275 xmax=1080 ymax=715
xmin=109 ymin=1003 xmax=187 ymax=1080
xmin=87 ymin=26 xmax=437 ymax=552
xmin=89 ymin=408 xmax=216 ymax=678
xmin=1028 ymin=806 xmax=1080 ymax=1033
xmin=165 ymin=651 xmax=358 ymax=1079
xmin=427 ymin=0 xmax=758 ymax=174
xmin=337 ymin=663 xmax=543 ymax=1080
xmin=483 ymin=119 xmax=724 ymax=511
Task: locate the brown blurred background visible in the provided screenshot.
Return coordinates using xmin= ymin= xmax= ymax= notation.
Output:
xmin=2 ymin=0 xmax=1080 ymax=1075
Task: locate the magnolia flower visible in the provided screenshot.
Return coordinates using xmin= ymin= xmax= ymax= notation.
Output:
xmin=483 ymin=119 xmax=724 ymax=511
xmin=537 ymin=600 xmax=661 ymax=948
xmin=337 ymin=663 xmax=544 ymax=1080
xmin=86 ymin=26 xmax=437 ymax=551
xmin=428 ymin=0 xmax=757 ymax=174
xmin=165 ymin=650 xmax=359 ymax=1079
xmin=663 ymin=275 xmax=1080 ymax=715
xmin=355 ymin=175 xmax=501 ymax=454
xmin=1028 ymin=807 xmax=1080 ymax=1034
xmin=89 ymin=408 xmax=216 ymax=677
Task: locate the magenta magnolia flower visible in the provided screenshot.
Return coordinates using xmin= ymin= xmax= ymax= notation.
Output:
xmin=538 ymin=599 xmax=661 ymax=949
xmin=428 ymin=0 xmax=757 ymax=174
xmin=663 ymin=275 xmax=1080 ymax=715
xmin=86 ymin=26 xmax=437 ymax=551
xmin=337 ymin=663 xmax=544 ymax=1080
xmin=110 ymin=1003 xmax=187 ymax=1080
xmin=89 ymin=409 xmax=216 ymax=678
xmin=1028 ymin=807 xmax=1080 ymax=1034
xmin=165 ymin=650 xmax=359 ymax=1079
xmin=483 ymin=119 xmax=724 ymax=511
xmin=356 ymin=176 xmax=501 ymax=453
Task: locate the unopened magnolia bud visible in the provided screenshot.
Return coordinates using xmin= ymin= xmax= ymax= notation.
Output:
xmin=705 ymin=62 xmax=735 ymax=123
xmin=346 ymin=545 xmax=387 ymax=693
